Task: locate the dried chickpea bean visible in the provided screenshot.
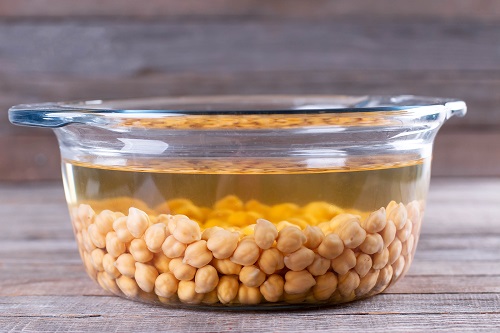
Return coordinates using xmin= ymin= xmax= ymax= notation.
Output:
xmin=276 ymin=221 xmax=299 ymax=232
xmin=359 ymin=233 xmax=384 ymax=255
xmin=302 ymin=201 xmax=341 ymax=222
xmin=317 ymin=233 xmax=344 ymax=259
xmin=337 ymin=270 xmax=360 ymax=297
xmin=303 ymin=226 xmax=324 ymax=250
xmin=230 ymin=238 xmax=260 ymax=266
xmin=283 ymin=292 xmax=308 ymax=304
xmin=388 ymin=203 xmax=407 ymax=230
xmin=238 ymin=285 xmax=262 ymax=305
xmin=144 ymin=223 xmax=168 ymax=253
xmin=77 ymin=204 xmax=95 ymax=228
xmin=116 ymin=275 xmax=140 ymax=298
xmin=361 ymin=207 xmax=387 ymax=233
xmin=406 ymin=201 xmax=421 ymax=225
xmin=172 ymin=216 xmax=201 ymax=244
xmin=260 ymin=274 xmax=284 ymax=302
xmin=127 ymin=207 xmax=150 ymax=238
xmin=135 ymin=262 xmax=159 ymax=293
xmin=337 ymin=220 xmax=366 ymax=249
xmin=372 ymin=248 xmax=389 ymax=270
xmin=240 ymin=224 xmax=256 ymax=237
xmin=254 ymin=218 xmax=278 ymax=250
xmin=113 ymin=216 xmax=134 ymax=243
xmin=307 ymin=254 xmax=331 ymax=276
xmin=392 ymin=256 xmax=405 ymax=280
xmin=402 ymin=234 xmax=415 ymax=256
xmin=217 ymin=275 xmax=239 ymax=304
xmin=355 ymin=269 xmax=380 ymax=297
xmin=97 ymin=271 xmax=120 ymax=295
xmin=102 ymin=253 xmax=120 ymax=278
xmin=202 ymin=290 xmax=219 ymax=304
xmin=397 ymin=219 xmax=413 ymax=242
xmin=178 ymin=280 xmax=204 ymax=304
xmin=194 ymin=265 xmax=219 ymax=293
xmin=207 ymin=229 xmax=239 ymax=259
xmin=386 ymin=201 xmax=398 ymax=215
xmin=82 ymin=251 xmax=97 ymax=277
xmin=239 ymin=265 xmax=266 ymax=287
xmin=258 ymin=248 xmax=284 ymax=275
xmin=284 ymin=270 xmax=316 ymax=295
xmin=90 ymin=248 xmax=105 ymax=272
xmin=82 ymin=228 xmax=96 ymax=253
xmin=94 ymin=210 xmax=115 ymax=234
xmin=245 ymin=199 xmax=271 ymax=217
xmin=380 ymin=220 xmax=397 ymax=247
xmin=354 ymin=253 xmax=372 ymax=278
xmin=313 ymin=272 xmax=338 ymax=301
xmin=162 ymin=235 xmax=187 ymax=258
xmin=388 ymin=238 xmax=402 ymax=265
xmin=201 ymin=226 xmax=224 ymax=241
xmin=183 ymin=240 xmax=213 ymax=268
xmin=88 ymin=224 xmax=106 ymax=249
xmin=214 ymin=195 xmax=244 ymax=211
xmin=212 ymin=258 xmax=242 ymax=275
xmin=372 ymin=264 xmax=393 ymax=294
xmin=169 ymin=258 xmax=197 ymax=281
xmin=331 ymin=249 xmax=357 ymax=275
xmin=114 ymin=253 xmax=136 ymax=278
xmin=284 ymin=247 xmax=315 ymax=271
xmin=277 ymin=226 xmax=306 ymax=254
xmin=129 ymin=238 xmax=154 ymax=263
xmin=105 ymin=231 xmax=126 ymax=258
xmin=154 ymin=272 xmax=179 ymax=298
xmin=152 ymin=253 xmax=171 ymax=273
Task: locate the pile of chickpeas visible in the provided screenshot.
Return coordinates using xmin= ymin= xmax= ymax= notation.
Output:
xmin=73 ymin=197 xmax=422 ymax=307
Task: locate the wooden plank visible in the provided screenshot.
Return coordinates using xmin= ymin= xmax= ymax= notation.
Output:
xmin=1 ymin=0 xmax=500 ymax=21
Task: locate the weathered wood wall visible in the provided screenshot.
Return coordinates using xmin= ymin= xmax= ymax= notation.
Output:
xmin=1 ymin=1 xmax=499 ymax=180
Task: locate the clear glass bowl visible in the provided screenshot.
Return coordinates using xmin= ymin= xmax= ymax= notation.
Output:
xmin=9 ymin=95 xmax=466 ymax=309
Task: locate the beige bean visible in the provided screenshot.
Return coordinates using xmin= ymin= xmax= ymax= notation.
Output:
xmin=129 ymin=238 xmax=154 ymax=263
xmin=90 ymin=248 xmax=105 ymax=272
xmin=88 ymin=224 xmax=106 ymax=249
xmin=178 ymin=280 xmax=204 ymax=304
xmin=154 ymin=272 xmax=179 ymax=298
xmin=397 ymin=219 xmax=413 ymax=242
xmin=276 ymin=226 xmax=306 ymax=254
xmin=172 ymin=216 xmax=201 ymax=244
xmin=388 ymin=238 xmax=402 ymax=265
xmin=260 ymin=274 xmax=284 ymax=302
xmin=212 ymin=258 xmax=242 ymax=275
xmin=331 ymin=249 xmax=357 ymax=275
xmin=284 ymin=247 xmax=315 ymax=271
xmin=388 ymin=203 xmax=407 ymax=230
xmin=238 ymin=285 xmax=262 ymax=305
xmin=380 ymin=219 xmax=397 ymax=247
xmin=82 ymin=251 xmax=97 ymax=277
xmin=116 ymin=275 xmax=140 ymax=298
xmin=372 ymin=248 xmax=389 ymax=270
xmin=126 ymin=207 xmax=150 ymax=238
xmin=201 ymin=226 xmax=224 ymax=241
xmin=113 ymin=216 xmax=135 ymax=243
xmin=355 ymin=269 xmax=380 ymax=297
xmin=102 ymin=253 xmax=120 ymax=278
xmin=406 ymin=201 xmax=421 ymax=225
xmin=217 ymin=275 xmax=240 ymax=304
xmin=337 ymin=270 xmax=360 ymax=297
xmin=372 ymin=264 xmax=393 ymax=294
xmin=152 ymin=253 xmax=171 ymax=273
xmin=361 ymin=207 xmax=387 ymax=233
xmin=230 ymin=238 xmax=260 ymax=266
xmin=392 ymin=256 xmax=405 ymax=280
xmin=239 ymin=265 xmax=266 ymax=287
xmin=337 ymin=220 xmax=366 ymax=249
xmin=97 ymin=271 xmax=121 ymax=295
xmin=284 ymin=270 xmax=316 ymax=294
xmin=135 ymin=262 xmax=159 ymax=293
xmin=258 ymin=248 xmax=284 ymax=275
xmin=202 ymin=290 xmax=219 ymax=304
xmin=162 ymin=235 xmax=187 ymax=258
xmin=94 ymin=210 xmax=115 ymax=234
xmin=303 ymin=226 xmax=324 ymax=250
xmin=169 ymin=258 xmax=197 ymax=281
xmin=207 ymin=229 xmax=239 ymax=259
xmin=77 ymin=204 xmax=95 ymax=228
xmin=276 ymin=221 xmax=299 ymax=232
xmin=183 ymin=240 xmax=213 ymax=268
xmin=105 ymin=232 xmax=126 ymax=258
xmin=359 ymin=233 xmax=384 ymax=254
xmin=313 ymin=272 xmax=338 ymax=301
xmin=283 ymin=292 xmax=308 ymax=304
xmin=402 ymin=234 xmax=415 ymax=256
xmin=254 ymin=218 xmax=278 ymax=250
xmin=194 ymin=265 xmax=219 ymax=293
xmin=114 ymin=253 xmax=136 ymax=278
xmin=81 ymin=228 xmax=96 ymax=253
xmin=386 ymin=201 xmax=398 ymax=215
xmin=307 ymin=253 xmax=331 ymax=276
xmin=317 ymin=233 xmax=344 ymax=259
xmin=354 ymin=253 xmax=372 ymax=278
xmin=144 ymin=223 xmax=168 ymax=253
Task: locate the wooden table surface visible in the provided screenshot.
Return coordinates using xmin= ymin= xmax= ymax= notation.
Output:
xmin=1 ymin=178 xmax=499 ymax=332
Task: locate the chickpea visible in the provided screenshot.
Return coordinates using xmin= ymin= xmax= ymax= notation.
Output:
xmin=97 ymin=271 xmax=120 ymax=295
xmin=129 ymin=238 xmax=154 ymax=263
xmin=152 ymin=253 xmax=171 ymax=274
xmin=126 ymin=207 xmax=150 ymax=238
xmin=269 ymin=203 xmax=300 ymax=222
xmin=239 ymin=265 xmax=266 ymax=288
xmin=284 ymin=247 xmax=315 ymax=271
xmin=172 ymin=216 xmax=201 ymax=244
xmin=337 ymin=220 xmax=366 ymax=249
xmin=337 ymin=270 xmax=360 ymax=297
xmin=230 ymin=238 xmax=260 ymax=266
xmin=194 ymin=265 xmax=219 ymax=293
xmin=313 ymin=272 xmax=338 ymax=301
xmin=284 ymin=270 xmax=316 ymax=295
xmin=406 ymin=200 xmax=421 ymax=225
xmin=201 ymin=226 xmax=224 ymax=241
xmin=254 ymin=218 xmax=278 ymax=250
xmin=94 ymin=210 xmax=115 ymax=235
xmin=307 ymin=254 xmax=331 ymax=276
xmin=77 ymin=204 xmax=95 ymax=228
xmin=228 ymin=211 xmax=259 ymax=228
xmin=202 ymin=290 xmax=219 ymax=304
xmin=113 ymin=216 xmax=135 ymax=243
xmin=355 ymin=269 xmax=380 ymax=297
xmin=245 ymin=199 xmax=271 ymax=217
xmin=88 ymin=224 xmax=106 ymax=249
xmin=105 ymin=232 xmax=126 ymax=258
xmin=359 ymin=233 xmax=384 ymax=255
xmin=238 ymin=285 xmax=262 ymax=305
xmin=90 ymin=248 xmax=105 ymax=272
xmin=169 ymin=258 xmax=197 ymax=281
xmin=102 ymin=253 xmax=120 ymax=278
xmin=402 ymin=234 xmax=415 ymax=256
xmin=361 ymin=207 xmax=387 ymax=233
xmin=276 ymin=221 xmax=299 ymax=232
xmin=135 ymin=262 xmax=159 ymax=293
xmin=331 ymin=249 xmax=356 ymax=275
xmin=317 ymin=233 xmax=344 ymax=259
xmin=388 ymin=238 xmax=402 ymax=265
xmin=386 ymin=201 xmax=398 ymax=215
xmin=257 ymin=248 xmax=284 ymax=275
xmin=354 ymin=253 xmax=372 ymax=278
xmin=302 ymin=201 xmax=341 ymax=222
xmin=183 ymin=240 xmax=213 ymax=268
xmin=303 ymin=226 xmax=324 ymax=250
xmin=162 ymin=235 xmax=187 ymax=259
xmin=372 ymin=264 xmax=393 ymax=294
xmin=283 ymin=292 xmax=308 ymax=304
xmin=154 ymin=272 xmax=179 ymax=298
xmin=114 ymin=253 xmax=136 ymax=278
xmin=207 ymin=229 xmax=239 ymax=259
xmin=217 ymin=275 xmax=239 ymax=304
xmin=214 ymin=195 xmax=244 ymax=211
xmin=380 ymin=219 xmax=397 ymax=247
xmin=276 ymin=226 xmax=306 ymax=254
xmin=81 ymin=228 xmax=96 ymax=253
xmin=388 ymin=203 xmax=407 ymax=230
xmin=116 ymin=275 xmax=140 ymax=298
xmin=82 ymin=251 xmax=97 ymax=277
xmin=212 ymin=258 xmax=242 ymax=275
xmin=144 ymin=223 xmax=168 ymax=253
xmin=177 ymin=280 xmax=204 ymax=304
xmin=397 ymin=219 xmax=413 ymax=242
xmin=240 ymin=224 xmax=256 ymax=237
xmin=372 ymin=248 xmax=389 ymax=270
xmin=260 ymin=274 xmax=284 ymax=302
xmin=392 ymin=256 xmax=406 ymax=280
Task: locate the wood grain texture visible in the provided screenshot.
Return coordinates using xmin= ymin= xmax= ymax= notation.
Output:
xmin=0 ymin=179 xmax=499 ymax=332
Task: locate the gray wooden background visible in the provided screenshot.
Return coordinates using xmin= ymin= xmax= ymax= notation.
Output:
xmin=1 ymin=0 xmax=499 ymax=180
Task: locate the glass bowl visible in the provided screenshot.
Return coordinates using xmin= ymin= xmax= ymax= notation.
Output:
xmin=9 ymin=95 xmax=466 ymax=308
